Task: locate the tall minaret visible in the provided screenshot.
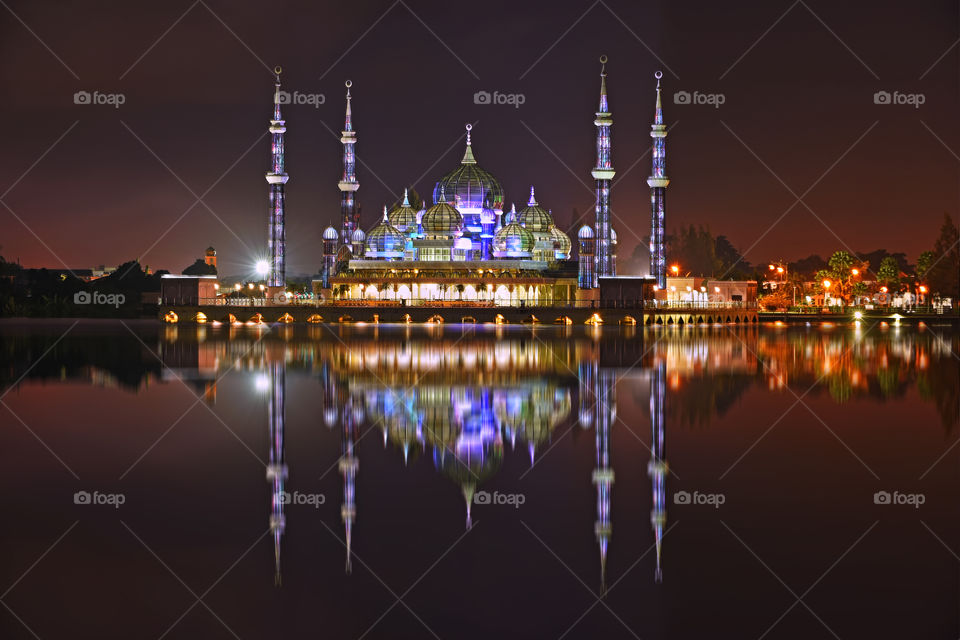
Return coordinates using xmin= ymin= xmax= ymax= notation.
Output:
xmin=591 ymin=55 xmax=615 ymax=286
xmin=339 ymin=80 xmax=359 ymax=247
xmin=265 ymin=361 xmax=287 ymax=585
xmin=266 ymin=66 xmax=288 ymax=291
xmin=592 ymin=368 xmax=616 ymax=594
xmin=647 ymin=71 xmax=669 ymax=289
xmin=648 ymin=360 xmax=668 ymax=583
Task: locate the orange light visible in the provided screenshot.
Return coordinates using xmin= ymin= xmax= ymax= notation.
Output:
xmin=670 ymin=265 xmax=679 ymax=275
xmin=919 ymin=285 xmax=927 ymax=293
xmin=880 ymin=286 xmax=887 ymax=293
xmin=822 ymin=279 xmax=831 ymax=289
xmin=776 ymin=266 xmax=784 ymax=273
xmin=769 ymin=264 xmax=775 ymax=271
xmin=851 ymin=268 xmax=859 ymax=276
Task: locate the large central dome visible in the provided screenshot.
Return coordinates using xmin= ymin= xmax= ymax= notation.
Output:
xmin=433 ymin=124 xmax=504 ymax=212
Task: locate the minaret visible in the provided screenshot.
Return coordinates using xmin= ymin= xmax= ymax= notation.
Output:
xmin=591 ymin=55 xmax=615 ymax=286
xmin=339 ymin=399 xmax=358 ymax=574
xmin=339 ymin=80 xmax=359 ymax=247
xmin=647 ymin=71 xmax=669 ymax=289
xmin=648 ymin=360 xmax=667 ymax=582
xmin=265 ymin=361 xmax=287 ymax=585
xmin=266 ymin=66 xmax=288 ymax=291
xmin=592 ymin=368 xmax=615 ymax=594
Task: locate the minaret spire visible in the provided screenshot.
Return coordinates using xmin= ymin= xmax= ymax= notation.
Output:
xmin=265 ymin=362 xmax=287 ymax=586
xmin=266 ymin=66 xmax=288 ymax=291
xmin=648 ymin=71 xmax=669 ymax=289
xmin=339 ymin=80 xmax=360 ymax=247
xmin=592 ymin=368 xmax=615 ymax=595
xmin=649 ymin=360 xmax=668 ymax=583
xmin=591 ymin=55 xmax=615 ymax=286
xmin=340 ymin=397 xmax=358 ymax=575
xmin=461 ymin=123 xmax=477 ymax=164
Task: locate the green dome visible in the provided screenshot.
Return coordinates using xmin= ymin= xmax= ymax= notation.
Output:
xmin=432 ymin=125 xmax=504 ymax=212
xmin=493 ymin=221 xmax=534 ymax=256
xmin=366 ymin=207 xmax=405 ymax=257
xmin=518 ymin=186 xmax=554 ymax=232
xmin=422 ymin=187 xmax=463 ymax=236
xmin=550 ymin=225 xmax=572 ymax=255
xmin=388 ymin=189 xmax=417 ymax=232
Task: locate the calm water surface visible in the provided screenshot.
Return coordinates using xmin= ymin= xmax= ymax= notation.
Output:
xmin=1 ymin=319 xmax=958 ymax=639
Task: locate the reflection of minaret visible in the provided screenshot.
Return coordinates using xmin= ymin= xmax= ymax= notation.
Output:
xmin=265 ymin=362 xmax=287 ymax=585
xmin=592 ymin=368 xmax=615 ymax=593
xmin=648 ymin=361 xmax=667 ymax=582
xmin=339 ymin=396 xmax=358 ymax=574
xmin=266 ymin=67 xmax=288 ymax=290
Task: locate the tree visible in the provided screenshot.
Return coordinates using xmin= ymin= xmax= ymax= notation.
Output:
xmin=876 ymin=256 xmax=901 ymax=290
xmin=927 ymin=213 xmax=960 ymax=298
xmin=916 ymin=250 xmax=936 ymax=281
xmin=182 ymin=259 xmax=217 ymax=276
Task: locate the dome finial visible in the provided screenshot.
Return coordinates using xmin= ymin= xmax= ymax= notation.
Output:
xmin=528 ymin=185 xmax=537 ymax=206
xmin=465 ymin=123 xmax=472 ymax=145
xmin=402 ymin=187 xmax=410 ymax=207
xmin=382 ymin=204 xmax=388 ymax=222
xmin=461 ymin=124 xmax=477 ymax=164
xmin=438 ymin=184 xmax=446 ymax=203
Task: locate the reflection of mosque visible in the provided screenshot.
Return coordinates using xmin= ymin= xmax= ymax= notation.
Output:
xmin=261 ymin=340 xmax=668 ymax=590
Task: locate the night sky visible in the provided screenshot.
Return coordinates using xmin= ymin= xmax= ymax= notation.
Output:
xmin=1 ymin=0 xmax=958 ymax=277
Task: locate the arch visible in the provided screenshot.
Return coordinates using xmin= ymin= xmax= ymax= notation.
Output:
xmin=494 ymin=313 xmax=506 ymax=324
xmin=193 ymin=312 xmax=207 ymax=323
xmin=585 ymin=313 xmax=603 ymax=325
xmin=427 ymin=314 xmax=444 ymax=324
xmin=655 ymin=316 xmax=663 ymax=325
xmin=249 ymin=313 xmax=264 ymax=324
xmin=226 ymin=313 xmax=238 ymax=324
xmin=554 ymin=316 xmax=572 ymax=325
xmin=339 ymin=315 xmax=354 ymax=323
xmin=461 ymin=316 xmax=477 ymax=324
xmin=164 ymin=310 xmax=179 ymax=323
xmin=402 ymin=314 xmax=413 ymax=323
xmin=522 ymin=315 xmax=539 ymax=324
xmin=277 ymin=313 xmax=294 ymax=324
xmin=306 ymin=314 xmax=323 ymax=323
xmin=620 ymin=315 xmax=637 ymax=325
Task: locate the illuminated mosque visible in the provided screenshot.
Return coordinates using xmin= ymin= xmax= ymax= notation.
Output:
xmin=267 ymin=56 xmax=675 ymax=305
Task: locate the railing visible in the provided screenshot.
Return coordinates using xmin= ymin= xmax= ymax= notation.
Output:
xmin=168 ymin=297 xmax=761 ymax=311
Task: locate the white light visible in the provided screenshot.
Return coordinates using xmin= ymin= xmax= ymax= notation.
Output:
xmin=255 ymin=260 xmax=269 ymax=276
xmin=254 ymin=374 xmax=270 ymax=392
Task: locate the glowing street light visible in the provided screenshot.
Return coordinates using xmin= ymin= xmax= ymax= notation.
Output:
xmin=670 ymin=265 xmax=680 ymax=275
xmin=851 ymin=268 xmax=859 ymax=276
xmin=255 ymin=260 xmax=269 ymax=277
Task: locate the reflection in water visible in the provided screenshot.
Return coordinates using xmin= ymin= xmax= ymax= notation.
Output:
xmin=3 ymin=322 xmax=958 ymax=592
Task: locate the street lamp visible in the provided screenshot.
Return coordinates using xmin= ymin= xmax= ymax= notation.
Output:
xmin=822 ymin=279 xmax=832 ymax=309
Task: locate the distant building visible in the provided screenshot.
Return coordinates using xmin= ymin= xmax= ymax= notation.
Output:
xmin=204 ymin=247 xmax=217 ymax=270
xmin=160 ymin=275 xmax=218 ymax=305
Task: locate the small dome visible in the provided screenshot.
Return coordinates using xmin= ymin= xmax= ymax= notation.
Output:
xmin=366 ymin=207 xmax=405 ymax=256
xmin=421 ymin=187 xmax=463 ymax=235
xmin=610 ymin=228 xmax=618 ymax=244
xmin=323 ymin=226 xmax=339 ymax=240
xmin=518 ymin=186 xmax=553 ymax=232
xmin=494 ymin=222 xmax=534 ymax=256
xmin=351 ymin=229 xmax=365 ymax=242
xmin=550 ymin=225 xmax=572 ymax=255
xmin=504 ymin=204 xmax=517 ymax=225
xmin=578 ymin=224 xmax=595 ymax=239
xmin=388 ymin=189 xmax=417 ymax=232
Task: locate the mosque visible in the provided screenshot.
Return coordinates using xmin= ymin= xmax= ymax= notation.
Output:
xmin=258 ymin=56 xmax=670 ymax=307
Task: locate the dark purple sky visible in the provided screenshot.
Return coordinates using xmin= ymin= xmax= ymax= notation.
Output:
xmin=1 ymin=0 xmax=957 ymax=276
